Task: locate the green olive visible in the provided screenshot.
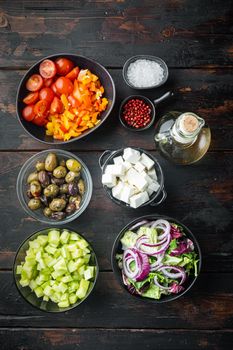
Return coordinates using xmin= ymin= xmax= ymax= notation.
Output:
xmin=30 ymin=180 xmax=42 ymax=197
xmin=45 ymin=153 xmax=58 ymax=172
xmin=43 ymin=207 xmax=52 ymax=217
xmin=66 ymin=159 xmax=82 ymax=172
xmin=53 ymin=166 xmax=67 ymax=179
xmin=44 ymin=184 xmax=59 ymax=197
xmin=78 ymin=179 xmax=85 ymax=195
xmin=59 ymin=183 xmax=69 ymax=194
xmin=35 ymin=161 xmax=45 ymax=172
xmin=49 ymin=198 xmax=67 ymax=212
xmin=65 ymin=171 xmax=80 ymax=183
xmin=59 ymin=159 xmax=66 ymax=167
xmin=69 ymin=195 xmax=82 ymax=209
xmin=27 ymin=172 xmax=39 ymax=184
xmin=28 ymin=198 xmax=41 ymax=210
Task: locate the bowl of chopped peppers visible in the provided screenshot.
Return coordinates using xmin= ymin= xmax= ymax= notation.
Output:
xmin=16 ymin=54 xmax=116 ymax=144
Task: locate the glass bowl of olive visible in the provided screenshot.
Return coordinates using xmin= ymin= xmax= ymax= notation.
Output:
xmin=16 ymin=149 xmax=93 ymax=224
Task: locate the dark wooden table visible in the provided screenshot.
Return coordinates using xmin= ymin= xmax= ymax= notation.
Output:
xmin=0 ymin=1 xmax=232 ymax=349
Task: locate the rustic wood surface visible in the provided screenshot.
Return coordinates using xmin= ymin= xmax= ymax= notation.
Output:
xmin=0 ymin=0 xmax=232 ymax=349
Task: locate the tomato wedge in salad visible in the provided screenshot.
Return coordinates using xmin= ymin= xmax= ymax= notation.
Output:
xmin=23 ymin=92 xmax=39 ymax=105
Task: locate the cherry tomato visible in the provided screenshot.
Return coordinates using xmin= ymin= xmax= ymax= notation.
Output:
xmin=68 ymin=95 xmax=80 ymax=108
xmin=51 ymin=83 xmax=60 ymax=96
xmin=34 ymin=100 xmax=49 ymax=117
xmin=50 ymin=97 xmax=64 ymax=114
xmin=44 ymin=78 xmax=54 ymax=87
xmin=55 ymin=58 xmax=74 ymax=76
xmin=26 ymin=74 xmax=43 ymax=92
xmin=22 ymin=105 xmax=35 ymax=121
xmin=39 ymin=59 xmax=57 ymax=79
xmin=23 ymin=92 xmax=39 ymax=105
xmin=39 ymin=87 xmax=54 ymax=104
xmin=33 ymin=114 xmax=47 ymax=126
xmin=66 ymin=66 xmax=80 ymax=81
xmin=55 ymin=77 xmax=73 ymax=95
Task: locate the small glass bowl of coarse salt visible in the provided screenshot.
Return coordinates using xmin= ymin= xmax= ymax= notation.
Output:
xmin=123 ymin=55 xmax=168 ymax=90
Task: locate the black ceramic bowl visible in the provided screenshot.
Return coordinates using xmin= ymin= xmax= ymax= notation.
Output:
xmin=111 ymin=214 xmax=201 ymax=303
xmin=13 ymin=227 xmax=99 ymax=312
xmin=16 ymin=54 xmax=116 ymax=144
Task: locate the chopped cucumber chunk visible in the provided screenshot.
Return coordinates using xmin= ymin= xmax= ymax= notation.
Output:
xmin=16 ymin=229 xmax=96 ymax=308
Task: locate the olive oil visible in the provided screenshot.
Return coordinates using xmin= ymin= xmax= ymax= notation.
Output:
xmin=154 ymin=111 xmax=211 ymax=165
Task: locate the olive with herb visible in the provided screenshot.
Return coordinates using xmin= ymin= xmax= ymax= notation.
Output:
xmin=49 ymin=198 xmax=67 ymax=212
xmin=51 ymin=212 xmax=66 ymax=221
xmin=30 ymin=180 xmax=42 ymax=197
xmin=44 ymin=184 xmax=59 ymax=197
xmin=27 ymin=172 xmax=39 ymax=184
xmin=38 ymin=170 xmax=50 ymax=187
xmin=43 ymin=207 xmax=52 ymax=217
xmin=45 ymin=153 xmax=58 ymax=172
xmin=51 ymin=176 xmax=65 ymax=186
xmin=28 ymin=198 xmax=41 ymax=210
xmin=35 ymin=161 xmax=45 ymax=171
xmin=66 ymin=159 xmax=82 ymax=172
xmin=65 ymin=203 xmax=76 ymax=214
xmin=59 ymin=183 xmax=69 ymax=194
xmin=65 ymin=171 xmax=80 ymax=183
xmin=69 ymin=195 xmax=82 ymax=209
xmin=78 ymin=179 xmax=85 ymax=195
xmin=53 ymin=166 xmax=67 ymax=179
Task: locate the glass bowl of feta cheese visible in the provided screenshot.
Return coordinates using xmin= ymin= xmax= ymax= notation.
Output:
xmin=99 ymin=147 xmax=166 ymax=209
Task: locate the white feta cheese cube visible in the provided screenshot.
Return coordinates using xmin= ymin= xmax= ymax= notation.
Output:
xmin=134 ymin=161 xmax=146 ymax=173
xmin=130 ymin=191 xmax=149 ymax=208
xmin=113 ymin=156 xmax=124 ymax=165
xmin=123 ymin=161 xmax=132 ymax=171
xmin=141 ymin=172 xmax=153 ymax=185
xmin=140 ymin=153 xmax=155 ymax=170
xmin=112 ymin=181 xmax=124 ymax=200
xmin=126 ymin=168 xmax=148 ymax=191
xmin=105 ymin=164 xmax=125 ymax=177
xmin=120 ymin=185 xmax=135 ymax=204
xmin=123 ymin=148 xmax=141 ymax=164
xmin=148 ymin=167 xmax=157 ymax=180
xmin=148 ymin=182 xmax=160 ymax=193
xmin=102 ymin=173 xmax=117 ymax=188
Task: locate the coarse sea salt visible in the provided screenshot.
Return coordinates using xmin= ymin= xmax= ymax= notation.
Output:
xmin=127 ymin=59 xmax=164 ymax=88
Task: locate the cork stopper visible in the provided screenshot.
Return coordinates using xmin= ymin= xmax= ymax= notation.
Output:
xmin=179 ymin=113 xmax=199 ymax=135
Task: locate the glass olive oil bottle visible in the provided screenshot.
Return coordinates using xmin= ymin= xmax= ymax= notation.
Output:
xmin=154 ymin=111 xmax=211 ymax=165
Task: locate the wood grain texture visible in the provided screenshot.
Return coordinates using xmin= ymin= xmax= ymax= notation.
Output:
xmin=0 ymin=271 xmax=233 ymax=329
xmin=0 ymin=0 xmax=232 ymax=67
xmin=0 ymin=68 xmax=233 ymax=151
xmin=1 ymin=328 xmax=233 ymax=350
xmin=0 ymin=151 xmax=232 ymax=271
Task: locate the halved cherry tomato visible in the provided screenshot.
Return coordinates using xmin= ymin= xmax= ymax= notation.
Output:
xmin=22 ymin=105 xmax=35 ymax=121
xmin=34 ymin=100 xmax=49 ymax=117
xmin=23 ymin=92 xmax=39 ymax=105
xmin=39 ymin=87 xmax=54 ymax=104
xmin=44 ymin=78 xmax=54 ymax=87
xmin=55 ymin=58 xmax=74 ymax=76
xmin=26 ymin=74 xmax=43 ymax=92
xmin=39 ymin=59 xmax=57 ymax=79
xmin=55 ymin=77 xmax=73 ymax=95
xmin=68 ymin=95 xmax=80 ymax=108
xmin=66 ymin=66 xmax=80 ymax=81
xmin=33 ymin=114 xmax=47 ymax=126
xmin=50 ymin=97 xmax=64 ymax=114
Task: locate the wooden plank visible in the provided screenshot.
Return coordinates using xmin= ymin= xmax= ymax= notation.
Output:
xmin=0 ymin=271 xmax=233 ymax=329
xmin=0 ymin=151 xmax=232 ymax=271
xmin=1 ymin=0 xmax=232 ymax=34
xmin=1 ymin=328 xmax=233 ymax=350
xmin=0 ymin=68 xmax=233 ymax=151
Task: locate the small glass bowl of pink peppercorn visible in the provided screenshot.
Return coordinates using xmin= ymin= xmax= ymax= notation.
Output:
xmin=119 ymin=92 xmax=173 ymax=132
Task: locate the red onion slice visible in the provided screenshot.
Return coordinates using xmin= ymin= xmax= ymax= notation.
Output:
xmin=157 ymin=265 xmax=186 ymax=285
xmin=122 ymin=248 xmax=150 ymax=281
xmin=129 ymin=220 xmax=148 ymax=231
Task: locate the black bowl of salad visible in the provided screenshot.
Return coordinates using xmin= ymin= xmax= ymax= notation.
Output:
xmin=111 ymin=215 xmax=201 ymax=303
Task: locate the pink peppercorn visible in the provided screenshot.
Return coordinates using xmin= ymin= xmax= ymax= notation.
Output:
xmin=122 ymin=98 xmax=152 ymax=129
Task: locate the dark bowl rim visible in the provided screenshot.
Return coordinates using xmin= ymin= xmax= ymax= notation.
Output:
xmin=122 ymin=55 xmax=169 ymax=90
xmin=111 ymin=214 xmax=202 ymax=303
xmin=119 ymin=95 xmax=156 ymax=132
xmin=13 ymin=226 xmax=99 ymax=313
xmin=100 ymin=147 xmax=165 ymax=208
xmin=16 ymin=148 xmax=93 ymax=225
xmin=16 ymin=53 xmax=116 ymax=145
